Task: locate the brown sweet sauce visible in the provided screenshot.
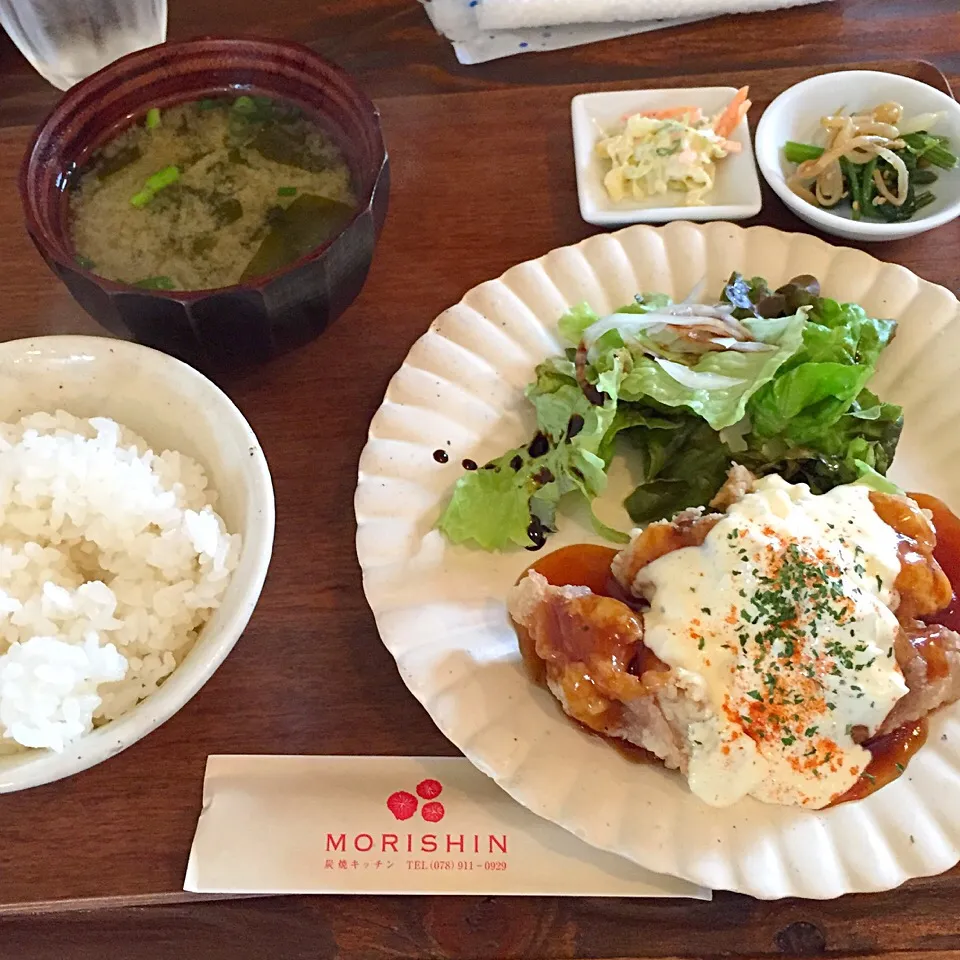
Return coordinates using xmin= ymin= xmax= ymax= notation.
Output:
xmin=523 ymin=544 xmax=624 ymax=600
xmin=835 ymin=719 xmax=929 ymax=804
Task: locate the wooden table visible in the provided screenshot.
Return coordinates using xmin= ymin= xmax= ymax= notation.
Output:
xmin=1 ymin=1 xmax=960 ymax=957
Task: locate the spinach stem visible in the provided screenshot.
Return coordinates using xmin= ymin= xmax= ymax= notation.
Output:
xmin=783 ymin=141 xmax=824 ymax=164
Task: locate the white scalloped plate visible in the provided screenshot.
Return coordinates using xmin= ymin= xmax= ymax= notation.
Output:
xmin=355 ymin=222 xmax=960 ymax=899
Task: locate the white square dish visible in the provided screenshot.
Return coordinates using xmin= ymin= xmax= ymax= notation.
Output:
xmin=571 ymin=86 xmax=763 ymax=226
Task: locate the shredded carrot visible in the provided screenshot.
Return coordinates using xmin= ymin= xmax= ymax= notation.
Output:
xmin=713 ymin=86 xmax=751 ymax=139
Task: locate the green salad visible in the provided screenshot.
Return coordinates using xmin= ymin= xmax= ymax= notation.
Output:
xmin=438 ymin=274 xmax=902 ymax=551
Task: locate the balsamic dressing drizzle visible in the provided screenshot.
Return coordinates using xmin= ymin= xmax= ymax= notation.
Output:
xmin=566 ymin=414 xmax=585 ymax=440
xmin=526 ymin=516 xmax=548 ymax=551
xmin=527 ymin=433 xmax=549 ymax=458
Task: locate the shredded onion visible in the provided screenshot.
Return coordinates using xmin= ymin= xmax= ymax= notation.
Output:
xmin=788 ymin=178 xmax=819 ymax=205
xmin=583 ymin=303 xmax=774 ymax=367
xmin=583 ymin=309 xmax=747 ymax=350
xmin=582 ymin=314 xmax=670 ymax=348
xmin=654 ymin=302 xmax=740 ymax=322
xmin=898 ymin=111 xmax=945 ymax=136
xmin=653 ymin=357 xmax=746 ymax=390
xmin=709 ymin=338 xmax=776 ymax=352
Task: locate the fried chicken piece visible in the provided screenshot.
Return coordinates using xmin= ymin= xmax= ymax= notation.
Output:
xmin=612 ymin=508 xmax=721 ymax=597
xmin=866 ymin=491 xmax=960 ymax=737
xmin=709 ymin=464 xmax=757 ymax=510
xmin=610 ymin=465 xmax=753 ymax=597
xmin=870 ymin=490 xmax=952 ymax=619
xmin=508 ymin=572 xmax=702 ymax=770
xmin=877 ymin=622 xmax=960 ymax=735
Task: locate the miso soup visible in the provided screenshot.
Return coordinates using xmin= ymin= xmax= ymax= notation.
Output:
xmin=69 ymin=96 xmax=357 ymax=291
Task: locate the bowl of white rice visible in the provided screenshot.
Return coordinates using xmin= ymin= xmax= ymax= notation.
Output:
xmin=0 ymin=335 xmax=274 ymax=792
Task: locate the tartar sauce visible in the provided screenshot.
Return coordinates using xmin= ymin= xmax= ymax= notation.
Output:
xmin=632 ymin=476 xmax=906 ymax=809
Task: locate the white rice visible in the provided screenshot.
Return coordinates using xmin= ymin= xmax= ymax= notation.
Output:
xmin=0 ymin=411 xmax=240 ymax=755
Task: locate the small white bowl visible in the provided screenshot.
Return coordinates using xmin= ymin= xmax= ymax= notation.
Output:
xmin=755 ymin=70 xmax=960 ymax=242
xmin=0 ymin=336 xmax=275 ymax=793
xmin=571 ymin=86 xmax=763 ymax=226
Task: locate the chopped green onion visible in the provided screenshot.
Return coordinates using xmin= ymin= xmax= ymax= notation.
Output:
xmin=130 ymin=165 xmax=180 ymax=208
xmin=783 ymin=141 xmax=824 ymax=164
xmin=133 ymin=275 xmax=175 ymax=290
xmin=277 ymin=186 xmax=297 ymax=197
xmin=198 ymin=98 xmax=220 ymax=111
xmin=74 ymin=254 xmax=96 ymax=270
xmin=145 ymin=166 xmax=178 ymax=191
xmin=145 ymin=107 xmax=161 ymax=129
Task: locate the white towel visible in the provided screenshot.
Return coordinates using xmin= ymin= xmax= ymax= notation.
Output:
xmin=421 ymin=0 xmax=834 ymax=64
xmin=422 ymin=1 xmax=699 ymax=63
xmin=477 ymin=0 xmax=827 ymax=29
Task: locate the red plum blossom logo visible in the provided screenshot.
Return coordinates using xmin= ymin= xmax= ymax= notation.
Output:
xmin=386 ymin=779 xmax=445 ymax=822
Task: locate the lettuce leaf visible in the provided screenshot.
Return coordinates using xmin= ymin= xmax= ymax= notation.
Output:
xmin=621 ymin=415 xmax=733 ymax=524
xmin=557 ymin=302 xmax=601 ymax=344
xmin=559 ymin=296 xmax=807 ymax=432
xmin=741 ymin=389 xmax=903 ymax=495
xmin=614 ymin=288 xmax=901 ymax=524
xmin=614 ymin=313 xmax=806 ymax=430
xmin=437 ymin=276 xmax=902 ymax=549
xmin=853 ymin=460 xmax=904 ymax=495
xmin=438 ymin=365 xmax=617 ymax=550
xmin=747 ymin=298 xmax=896 ymax=443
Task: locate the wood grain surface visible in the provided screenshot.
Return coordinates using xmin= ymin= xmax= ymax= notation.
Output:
xmin=1 ymin=0 xmax=959 ymax=124
xmin=0 ymin=0 xmax=959 ymax=956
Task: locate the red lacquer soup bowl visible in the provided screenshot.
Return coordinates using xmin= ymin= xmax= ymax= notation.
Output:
xmin=20 ymin=37 xmax=390 ymax=368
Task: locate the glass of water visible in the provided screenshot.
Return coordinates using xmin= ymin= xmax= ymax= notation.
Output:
xmin=0 ymin=0 xmax=167 ymax=90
